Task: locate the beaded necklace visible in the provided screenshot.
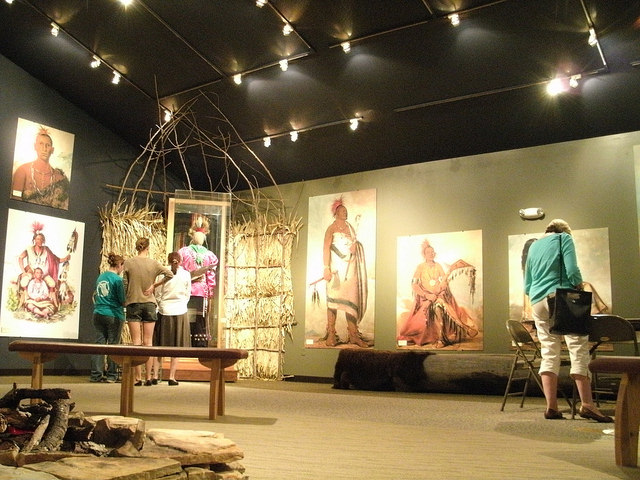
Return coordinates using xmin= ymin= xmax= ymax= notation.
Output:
xmin=30 ymin=164 xmax=54 ymax=195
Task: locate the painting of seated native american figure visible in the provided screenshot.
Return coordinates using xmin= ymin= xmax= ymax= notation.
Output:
xmin=396 ymin=230 xmax=483 ymax=351
xmin=1 ymin=209 xmax=84 ymax=339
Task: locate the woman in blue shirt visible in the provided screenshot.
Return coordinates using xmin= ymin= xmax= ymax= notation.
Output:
xmin=524 ymin=219 xmax=611 ymax=422
xmin=90 ymin=252 xmax=125 ymax=383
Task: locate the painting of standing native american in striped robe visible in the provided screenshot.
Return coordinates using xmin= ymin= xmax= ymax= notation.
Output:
xmin=305 ymin=189 xmax=376 ymax=349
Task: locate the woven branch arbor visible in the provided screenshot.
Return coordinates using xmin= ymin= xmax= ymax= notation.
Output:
xmin=98 ymin=92 xmax=301 ymax=380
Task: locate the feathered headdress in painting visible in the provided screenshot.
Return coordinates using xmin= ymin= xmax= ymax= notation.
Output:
xmin=331 ymin=196 xmax=344 ymax=216
xmin=31 ymin=221 xmax=44 ymax=237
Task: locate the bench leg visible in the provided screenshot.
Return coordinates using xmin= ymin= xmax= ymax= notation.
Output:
xmin=614 ymin=372 xmax=640 ymax=467
xmin=30 ymin=353 xmax=44 ymax=390
xmin=119 ymin=357 xmax=135 ymax=416
xmin=208 ymin=358 xmax=222 ymax=420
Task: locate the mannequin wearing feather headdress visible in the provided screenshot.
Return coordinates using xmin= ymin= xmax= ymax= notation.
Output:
xmin=178 ymin=214 xmax=218 ymax=346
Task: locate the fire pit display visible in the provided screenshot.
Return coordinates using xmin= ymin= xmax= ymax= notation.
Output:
xmin=0 ymin=384 xmax=246 ymax=479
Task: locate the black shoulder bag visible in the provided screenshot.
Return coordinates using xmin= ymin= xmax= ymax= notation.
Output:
xmin=546 ymin=234 xmax=592 ymax=335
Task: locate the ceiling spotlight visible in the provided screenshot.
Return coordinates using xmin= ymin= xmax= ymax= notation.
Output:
xmin=448 ymin=13 xmax=460 ymax=27
xmin=263 ymin=137 xmax=271 ymax=147
xmin=50 ymin=23 xmax=59 ymax=37
xmin=111 ymin=71 xmax=121 ymax=85
xmin=290 ymin=131 xmax=298 ymax=142
xmin=90 ymin=55 xmax=101 ymax=69
xmin=279 ymin=59 xmax=288 ymax=71
xmin=119 ymin=0 xmax=133 ymax=6
xmin=5 ymin=0 xmax=15 ymax=4
xmin=163 ymin=109 xmax=172 ymax=122
xmin=546 ymin=78 xmax=564 ymax=96
xmin=569 ymin=74 xmax=581 ymax=88
xmin=341 ymin=42 xmax=351 ymax=53
xmin=233 ymin=73 xmax=242 ymax=85
xmin=349 ymin=118 xmax=359 ymax=131
xmin=282 ymin=23 xmax=293 ymax=36
xmin=588 ymin=28 xmax=597 ymax=46
xmin=256 ymin=0 xmax=267 ymax=7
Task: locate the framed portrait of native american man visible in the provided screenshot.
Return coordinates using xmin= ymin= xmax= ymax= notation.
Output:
xmin=1 ymin=209 xmax=84 ymax=338
xmin=305 ymin=189 xmax=377 ymax=349
xmin=10 ymin=118 xmax=74 ymax=210
xmin=396 ymin=230 xmax=483 ymax=351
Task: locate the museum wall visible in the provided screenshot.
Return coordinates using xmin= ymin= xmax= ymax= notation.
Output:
xmin=1 ymin=53 xmax=640 ymax=380
xmin=273 ymin=132 xmax=640 ymax=378
xmin=0 ymin=54 xmax=175 ymax=372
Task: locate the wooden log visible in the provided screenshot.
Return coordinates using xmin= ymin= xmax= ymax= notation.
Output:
xmin=0 ymin=387 xmax=70 ymax=410
xmin=21 ymin=414 xmax=49 ymax=453
xmin=37 ymin=398 xmax=71 ymax=452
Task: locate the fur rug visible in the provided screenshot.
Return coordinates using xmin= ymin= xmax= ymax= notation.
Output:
xmin=332 ymin=349 xmax=431 ymax=392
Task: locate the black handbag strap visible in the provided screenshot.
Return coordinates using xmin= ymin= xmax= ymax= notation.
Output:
xmin=556 ymin=234 xmax=565 ymax=285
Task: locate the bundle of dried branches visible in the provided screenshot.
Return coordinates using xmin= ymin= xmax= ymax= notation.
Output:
xmin=225 ymin=215 xmax=300 ymax=380
xmin=98 ymin=201 xmax=167 ymax=346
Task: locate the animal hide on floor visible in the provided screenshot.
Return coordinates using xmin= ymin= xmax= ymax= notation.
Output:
xmin=332 ymin=349 xmax=431 ymax=392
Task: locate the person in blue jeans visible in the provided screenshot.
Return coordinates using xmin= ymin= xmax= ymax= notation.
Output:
xmin=90 ymin=252 xmax=125 ymax=383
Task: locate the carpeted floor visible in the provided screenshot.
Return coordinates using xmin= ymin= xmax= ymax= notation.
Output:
xmin=1 ymin=375 xmax=639 ymax=480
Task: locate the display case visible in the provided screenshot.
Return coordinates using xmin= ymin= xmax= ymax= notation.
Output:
xmin=164 ymin=191 xmax=232 ymax=380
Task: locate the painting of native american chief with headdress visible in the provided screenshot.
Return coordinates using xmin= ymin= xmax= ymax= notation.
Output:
xmin=396 ymin=230 xmax=483 ymax=351
xmin=1 ymin=209 xmax=84 ymax=339
xmin=305 ymin=189 xmax=376 ymax=348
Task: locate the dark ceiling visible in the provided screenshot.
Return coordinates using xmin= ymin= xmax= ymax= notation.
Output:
xmin=1 ymin=0 xmax=639 ymax=191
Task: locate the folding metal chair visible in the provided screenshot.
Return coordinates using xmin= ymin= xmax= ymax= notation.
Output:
xmin=588 ymin=314 xmax=639 ymax=405
xmin=501 ymin=320 xmax=574 ymax=413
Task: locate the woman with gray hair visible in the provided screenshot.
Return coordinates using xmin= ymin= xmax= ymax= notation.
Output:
xmin=524 ymin=219 xmax=611 ymax=422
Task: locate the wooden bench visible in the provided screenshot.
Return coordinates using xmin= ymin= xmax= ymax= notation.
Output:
xmin=8 ymin=340 xmax=247 ymax=420
xmin=589 ymin=356 xmax=640 ymax=467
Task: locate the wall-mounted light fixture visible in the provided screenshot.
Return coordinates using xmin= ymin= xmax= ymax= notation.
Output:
xmin=519 ymin=208 xmax=545 ymax=220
